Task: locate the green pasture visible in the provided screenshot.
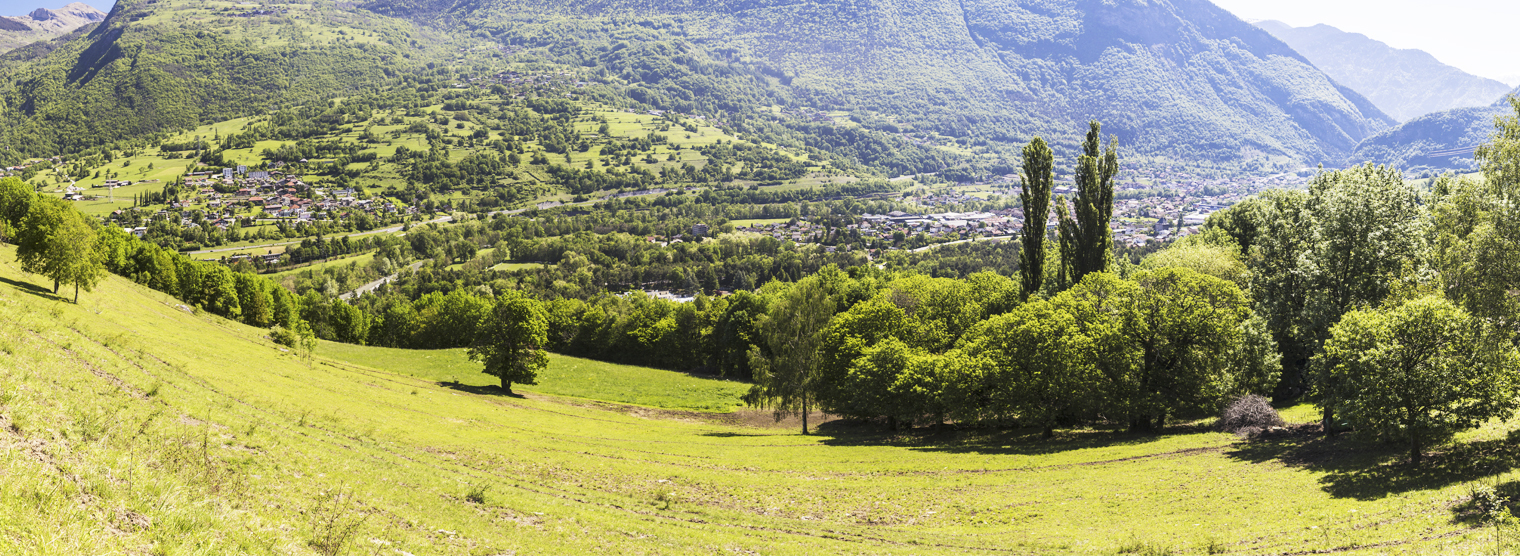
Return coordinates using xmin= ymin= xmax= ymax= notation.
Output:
xmin=1 ymin=245 xmax=1519 ymax=554
xmin=489 ymin=261 xmax=551 ymax=271
xmin=318 ymin=341 xmax=748 ymax=412
xmin=40 ymin=95 xmax=838 ymax=219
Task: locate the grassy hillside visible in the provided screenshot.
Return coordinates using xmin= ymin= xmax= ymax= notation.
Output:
xmin=2 ymin=244 xmax=1519 ymax=553
xmin=0 ymin=0 xmax=439 ymax=157
xmin=319 ymin=341 xmax=750 ymax=411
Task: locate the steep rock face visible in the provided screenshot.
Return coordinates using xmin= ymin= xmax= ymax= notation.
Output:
xmin=0 ymin=2 xmax=106 ymax=52
xmin=393 ymin=0 xmax=1393 ymax=163
xmin=1257 ymin=20 xmax=1512 ymax=123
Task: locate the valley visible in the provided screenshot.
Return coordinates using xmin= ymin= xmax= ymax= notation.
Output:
xmin=3 ymin=0 xmax=1520 ymax=554
xmin=0 ymin=246 xmax=1510 ymax=555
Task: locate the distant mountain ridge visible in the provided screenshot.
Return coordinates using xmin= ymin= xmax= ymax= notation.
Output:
xmin=0 ymin=2 xmax=105 ymax=53
xmin=1347 ymin=92 xmax=1520 ymax=173
xmin=370 ymin=0 xmax=1394 ymax=165
xmin=0 ymin=0 xmax=1396 ymax=167
xmin=1254 ymin=20 xmax=1511 ymax=123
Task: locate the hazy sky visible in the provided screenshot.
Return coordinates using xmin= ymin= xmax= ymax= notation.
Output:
xmin=1211 ymin=0 xmax=1520 ymax=86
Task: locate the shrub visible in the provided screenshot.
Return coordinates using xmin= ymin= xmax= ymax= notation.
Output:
xmin=1218 ymin=394 xmax=1283 ymax=434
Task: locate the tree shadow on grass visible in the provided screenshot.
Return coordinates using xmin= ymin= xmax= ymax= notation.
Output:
xmin=700 ymin=432 xmax=774 ymax=438
xmin=438 ymin=381 xmax=527 ymax=399
xmin=1226 ymin=430 xmax=1520 ymax=501
xmin=812 ymin=419 xmax=1213 ymax=458
xmin=0 ymin=276 xmax=62 ymax=302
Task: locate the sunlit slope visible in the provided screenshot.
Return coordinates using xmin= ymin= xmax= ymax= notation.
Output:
xmin=318 ymin=341 xmax=750 ymax=412
xmin=0 ymin=245 xmax=1509 ymax=554
xmin=1 ymin=0 xmax=434 ymax=156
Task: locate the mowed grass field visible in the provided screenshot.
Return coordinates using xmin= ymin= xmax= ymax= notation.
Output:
xmin=319 ymin=342 xmax=749 ymax=412
xmin=2 ymin=246 xmax=1518 ymax=554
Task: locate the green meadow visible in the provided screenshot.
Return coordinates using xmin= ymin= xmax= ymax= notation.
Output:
xmin=319 ymin=342 xmax=750 ymax=412
xmin=1 ymin=244 xmax=1516 ymax=554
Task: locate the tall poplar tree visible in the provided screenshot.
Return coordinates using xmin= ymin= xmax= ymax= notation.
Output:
xmin=1055 ymin=196 xmax=1078 ymax=291
xmin=1019 ymin=137 xmax=1055 ymax=299
xmin=1063 ymin=121 xmax=1120 ymax=286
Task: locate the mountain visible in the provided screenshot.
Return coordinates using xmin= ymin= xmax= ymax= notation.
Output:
xmin=1254 ymin=20 xmax=1511 ymax=123
xmin=1347 ymin=94 xmax=1515 ymax=173
xmin=0 ymin=2 xmax=106 ymax=53
xmin=0 ymin=0 xmax=435 ymax=156
xmin=1 ymin=0 xmax=1394 ymax=167
xmin=372 ymin=0 xmax=1394 ymax=165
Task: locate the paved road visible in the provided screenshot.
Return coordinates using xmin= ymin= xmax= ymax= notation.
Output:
xmin=188 ymin=214 xmax=456 ymax=256
xmin=907 ymin=235 xmax=1014 ymax=253
xmin=340 ymin=261 xmax=427 ymax=300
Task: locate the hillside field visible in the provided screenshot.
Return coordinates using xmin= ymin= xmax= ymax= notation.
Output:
xmin=1 ymin=244 xmax=1518 ymax=554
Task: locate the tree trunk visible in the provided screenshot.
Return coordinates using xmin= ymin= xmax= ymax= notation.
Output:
xmin=74 ymin=282 xmax=79 ymax=304
xmin=53 ymin=279 xmax=59 ymax=294
xmin=802 ymin=399 xmax=809 ymax=435
xmin=1410 ymin=434 xmax=1422 ymax=465
xmin=1322 ymin=405 xmax=1337 ymax=436
xmin=1042 ymin=426 xmax=1054 ymax=439
xmin=500 ymin=376 xmax=512 ymax=395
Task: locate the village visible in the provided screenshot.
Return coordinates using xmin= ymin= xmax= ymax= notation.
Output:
xmin=102 ymin=166 xmax=413 ymax=241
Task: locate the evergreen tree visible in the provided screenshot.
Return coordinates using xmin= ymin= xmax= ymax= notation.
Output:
xmin=1018 ymin=137 xmax=1054 ymax=300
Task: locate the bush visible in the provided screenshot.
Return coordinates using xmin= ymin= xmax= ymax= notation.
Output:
xmin=1218 ymin=394 xmax=1283 ymax=434
xmin=271 ymin=325 xmax=299 ymax=348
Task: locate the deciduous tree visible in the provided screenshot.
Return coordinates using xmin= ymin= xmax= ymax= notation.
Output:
xmin=15 ymin=197 xmax=106 ymax=303
xmin=745 ymin=276 xmax=836 ymax=433
xmin=1019 ymin=137 xmax=1054 ymax=299
xmin=469 ymin=293 xmax=549 ymax=394
xmin=1322 ymin=296 xmax=1520 ymax=463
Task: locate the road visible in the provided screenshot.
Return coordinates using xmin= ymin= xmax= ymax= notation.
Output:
xmin=187 ymin=214 xmax=456 ymax=256
xmin=907 ymin=235 xmax=1014 ymax=253
xmin=339 ymin=261 xmax=427 ymax=300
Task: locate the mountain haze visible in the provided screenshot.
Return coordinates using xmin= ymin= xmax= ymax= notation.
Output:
xmin=0 ymin=2 xmax=105 ymax=53
xmin=1255 ymin=20 xmax=1511 ymax=123
xmin=379 ymin=0 xmax=1393 ymax=164
xmin=1348 ymin=98 xmax=1513 ymax=173
xmin=0 ymin=0 xmax=1397 ymax=166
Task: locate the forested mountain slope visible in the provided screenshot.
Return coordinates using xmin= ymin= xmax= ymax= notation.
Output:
xmin=0 ymin=2 xmax=105 ymax=53
xmin=1347 ymin=105 xmax=1504 ymax=173
xmin=372 ymin=0 xmax=1394 ymax=164
xmin=0 ymin=0 xmax=436 ymax=157
xmin=1255 ymin=20 xmax=1511 ymax=123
